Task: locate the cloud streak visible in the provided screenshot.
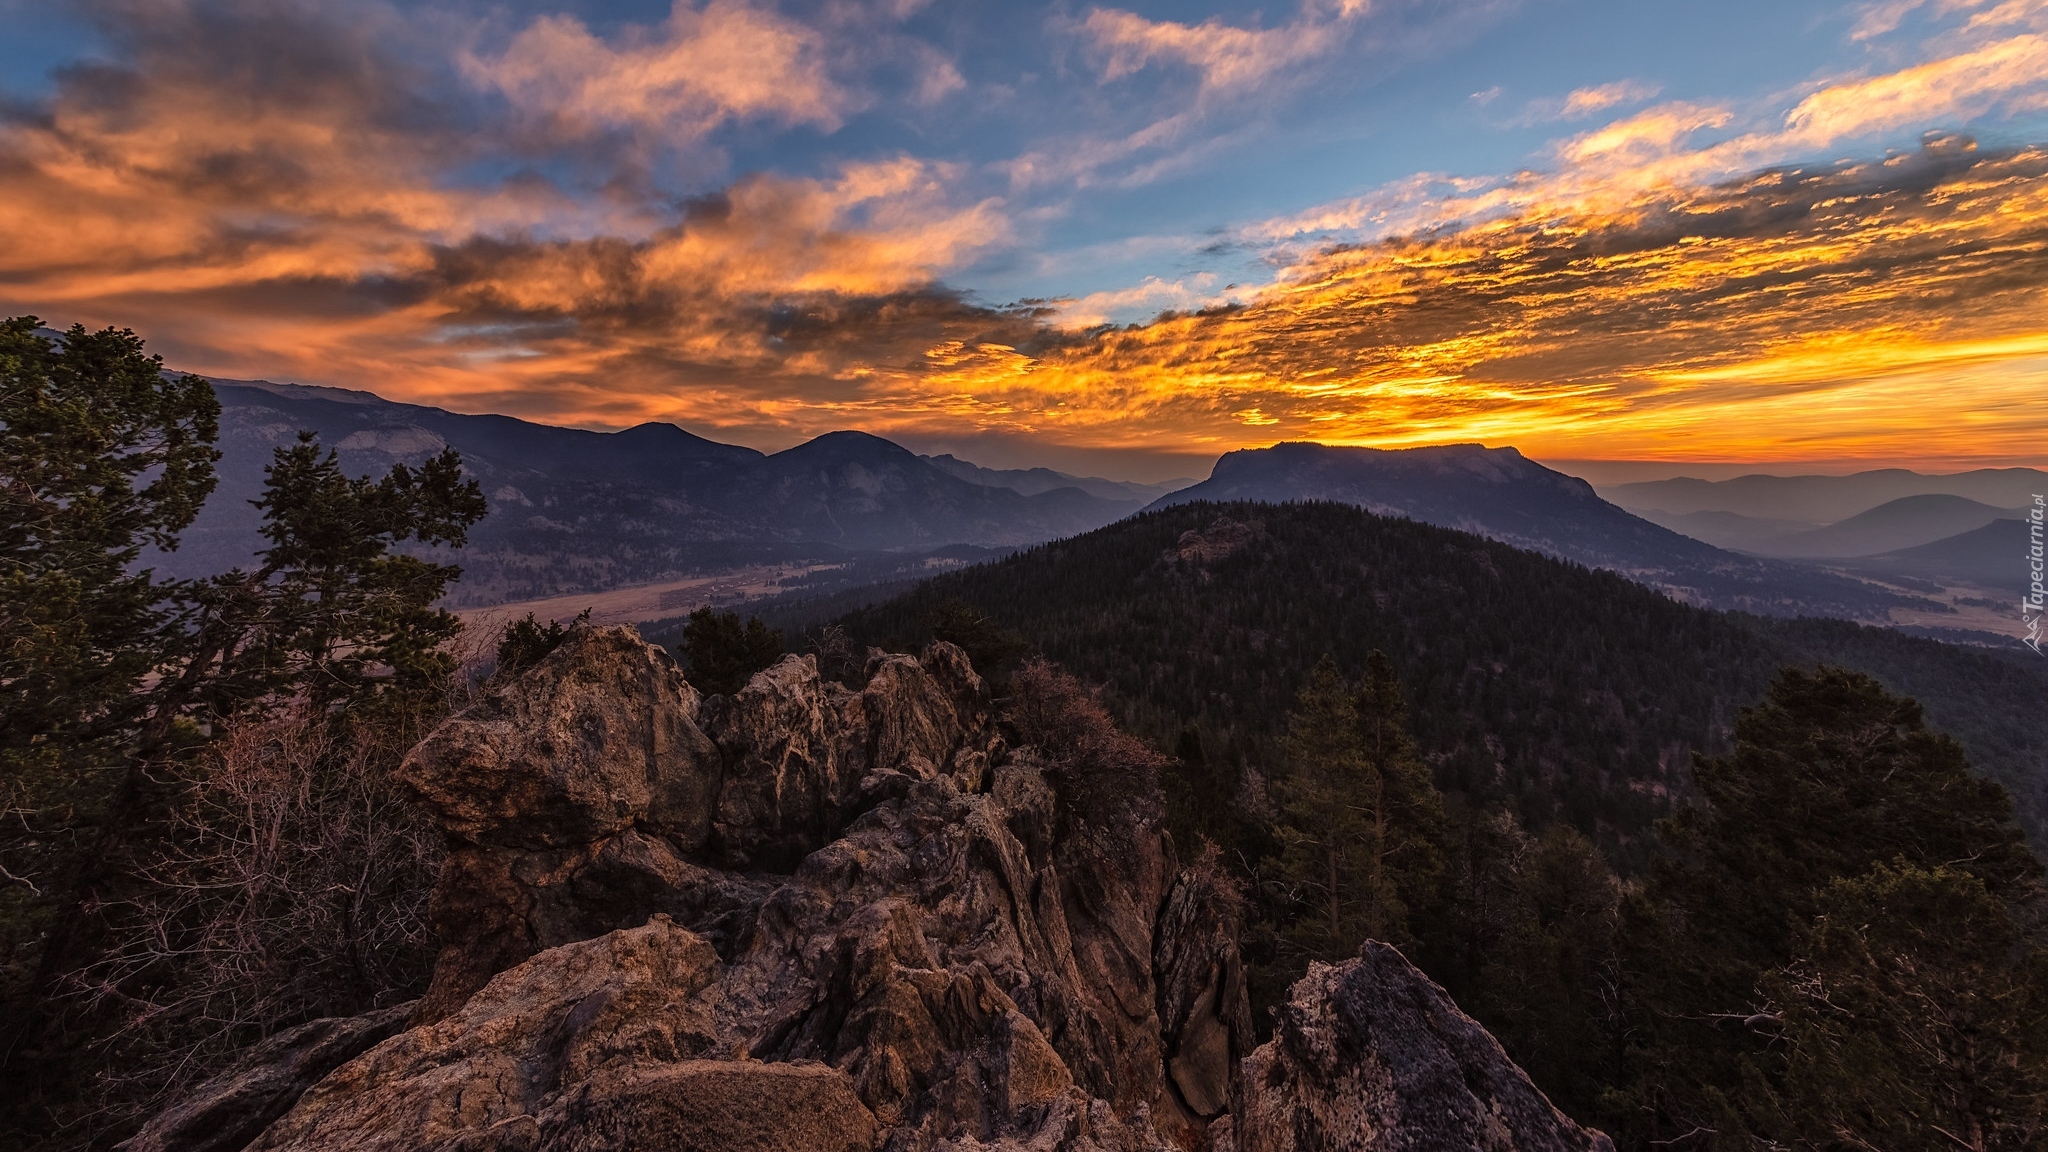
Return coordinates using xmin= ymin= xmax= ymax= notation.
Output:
xmin=1075 ymin=0 xmax=1368 ymax=95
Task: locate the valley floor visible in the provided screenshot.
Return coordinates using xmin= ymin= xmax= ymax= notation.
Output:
xmin=454 ymin=564 xmax=837 ymax=631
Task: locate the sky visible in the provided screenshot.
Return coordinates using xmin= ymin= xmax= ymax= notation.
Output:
xmin=2 ymin=0 xmax=2047 ymax=479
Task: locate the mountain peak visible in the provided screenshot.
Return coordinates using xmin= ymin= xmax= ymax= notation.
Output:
xmin=776 ymin=429 xmax=922 ymax=464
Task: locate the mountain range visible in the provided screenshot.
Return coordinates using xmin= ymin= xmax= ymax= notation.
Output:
xmin=164 ymin=379 xmax=1973 ymax=625
xmin=918 ymin=453 xmax=1191 ymax=504
xmin=1841 ymin=516 xmax=2038 ymax=591
xmin=1601 ymin=468 xmax=2045 ymax=602
xmin=163 ymin=379 xmax=1156 ymax=605
xmin=1631 ymin=494 xmax=2022 ymax=558
xmin=1604 ymin=467 xmax=2048 ymax=525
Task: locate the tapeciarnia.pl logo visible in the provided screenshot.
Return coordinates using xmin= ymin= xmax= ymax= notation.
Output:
xmin=2027 ymin=494 xmax=2045 ymax=656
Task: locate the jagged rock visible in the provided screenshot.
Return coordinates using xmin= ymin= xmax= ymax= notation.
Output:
xmin=1153 ymin=863 xmax=1254 ymax=1129
xmin=119 ymin=1004 xmax=414 ymax=1152
xmin=402 ymin=629 xmax=993 ymax=1019
xmin=700 ymin=648 xmax=985 ymax=870
xmin=249 ymin=917 xmax=725 ymax=1152
xmin=406 ymin=626 xmax=719 ymax=854
xmin=1226 ymin=943 xmax=1614 ymax=1152
xmin=170 ymin=628 xmax=1604 ymax=1152
xmin=243 ymin=764 xmax=1192 ymax=1151
xmin=701 ymin=652 xmax=871 ymax=870
xmin=404 ymin=627 xmax=726 ymax=1019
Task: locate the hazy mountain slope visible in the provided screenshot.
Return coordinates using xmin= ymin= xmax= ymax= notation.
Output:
xmin=919 ymin=453 xmax=1191 ymax=503
xmin=1606 ymin=467 xmax=2048 ymax=524
xmin=1841 ymin=517 xmax=2034 ymax=589
xmin=829 ymin=501 xmax=2048 ymax=856
xmin=1628 ymin=508 xmax=1816 ymax=552
xmin=1752 ymin=494 xmax=2020 ymax=558
xmin=160 ymin=380 xmax=1139 ymax=604
xmin=1147 ymin=442 xmax=1930 ymax=620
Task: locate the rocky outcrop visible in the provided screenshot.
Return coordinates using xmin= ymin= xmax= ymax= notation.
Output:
xmin=402 ymin=629 xmax=995 ymax=1020
xmin=142 ymin=626 xmax=1613 ymax=1152
xmin=120 ymin=1005 xmax=415 ymax=1152
xmin=1223 ymin=944 xmax=1614 ymax=1152
xmin=222 ymin=627 xmax=1206 ymax=1151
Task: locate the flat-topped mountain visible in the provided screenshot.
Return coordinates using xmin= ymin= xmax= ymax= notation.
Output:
xmin=1148 ymin=442 xmax=1930 ymax=619
xmin=164 ymin=380 xmax=1144 ymax=605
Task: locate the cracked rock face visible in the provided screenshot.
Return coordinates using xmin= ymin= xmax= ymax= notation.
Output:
xmin=403 ymin=630 xmax=997 ymax=1021
xmin=143 ymin=626 xmax=1612 ymax=1152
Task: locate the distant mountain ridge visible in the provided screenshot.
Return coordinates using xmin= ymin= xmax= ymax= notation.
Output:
xmin=918 ymin=453 xmax=1193 ymax=504
xmin=165 ymin=378 xmax=1145 ymax=606
xmin=1606 ymin=467 xmax=2048 ymax=524
xmin=1750 ymin=494 xmax=2022 ymax=559
xmin=1844 ymin=517 xmax=2034 ymax=591
xmin=1147 ymin=442 xmax=1933 ymax=619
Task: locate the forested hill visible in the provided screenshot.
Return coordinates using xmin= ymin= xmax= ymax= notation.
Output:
xmin=830 ymin=501 xmax=2048 ymax=858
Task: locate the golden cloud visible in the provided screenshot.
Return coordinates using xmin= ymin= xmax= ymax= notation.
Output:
xmin=464 ymin=0 xmax=850 ymax=140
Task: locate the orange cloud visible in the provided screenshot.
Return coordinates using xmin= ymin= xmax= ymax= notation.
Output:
xmin=893 ymin=142 xmax=2048 ymax=465
xmin=464 ymin=1 xmax=849 ymax=140
xmin=1783 ymin=32 xmax=2048 ymax=144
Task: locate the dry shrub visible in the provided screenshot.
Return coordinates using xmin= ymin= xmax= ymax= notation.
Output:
xmin=68 ymin=703 xmax=441 ymax=1121
xmin=1006 ymin=658 xmax=1165 ymax=826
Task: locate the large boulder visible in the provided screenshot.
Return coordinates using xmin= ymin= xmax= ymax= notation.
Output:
xmin=544 ymin=1061 xmax=879 ymax=1152
xmin=248 ymin=916 xmax=728 ymax=1151
xmin=1225 ymin=943 xmax=1614 ymax=1152
xmin=406 ymin=626 xmax=719 ymax=854
xmin=404 ymin=627 xmax=726 ymax=1019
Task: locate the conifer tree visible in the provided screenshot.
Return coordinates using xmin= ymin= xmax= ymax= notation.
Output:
xmin=1 ymin=317 xmax=219 ymax=1046
xmin=679 ymin=607 xmax=783 ymax=695
xmin=1619 ymin=666 xmax=2047 ymax=1146
xmin=1764 ymin=862 xmax=2048 ymax=1150
xmin=1270 ymin=656 xmax=1369 ymax=957
xmin=1267 ymin=652 xmax=1448 ymax=958
xmin=148 ymin=431 xmax=486 ymax=732
xmin=1353 ymin=650 xmax=1450 ymax=940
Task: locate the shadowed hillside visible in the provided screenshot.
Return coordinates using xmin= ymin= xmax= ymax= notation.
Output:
xmin=829 ymin=501 xmax=2048 ymax=857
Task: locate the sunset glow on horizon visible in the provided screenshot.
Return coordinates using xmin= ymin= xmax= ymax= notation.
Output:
xmin=4 ymin=0 xmax=2048 ymax=472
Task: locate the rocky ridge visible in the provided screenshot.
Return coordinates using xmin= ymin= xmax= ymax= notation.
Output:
xmin=127 ymin=626 xmax=1611 ymax=1152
